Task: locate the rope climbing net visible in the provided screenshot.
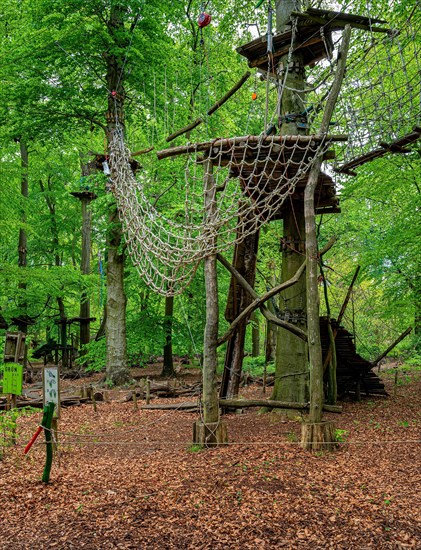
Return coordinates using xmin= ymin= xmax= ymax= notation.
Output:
xmin=109 ymin=129 xmax=331 ymax=296
xmin=299 ymin=10 xmax=421 ymax=166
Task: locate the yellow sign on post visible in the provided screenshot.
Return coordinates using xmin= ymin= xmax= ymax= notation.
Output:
xmin=2 ymin=363 xmax=23 ymax=395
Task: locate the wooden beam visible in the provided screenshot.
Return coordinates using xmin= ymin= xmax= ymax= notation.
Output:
xmin=165 ymin=72 xmax=251 ymax=143
xmin=207 ymin=72 xmax=251 ymax=115
xmin=216 ymin=253 xmax=307 ymax=345
xmin=372 ymin=327 xmax=413 ymax=366
xmin=157 ymin=134 xmax=348 ymax=160
xmin=131 ymin=146 xmax=154 ymax=156
xmin=166 ymin=118 xmax=203 ymax=143
xmin=291 ymin=11 xmax=390 ymax=33
xmin=219 ymin=398 xmax=342 ymax=413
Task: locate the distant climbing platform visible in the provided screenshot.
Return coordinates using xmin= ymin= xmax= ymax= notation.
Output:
xmin=320 ymin=317 xmax=387 ymax=398
xmin=335 ymin=126 xmax=421 ymax=176
xmin=237 ymin=9 xmax=388 ymax=74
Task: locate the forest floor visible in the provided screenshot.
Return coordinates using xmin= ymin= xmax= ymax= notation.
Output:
xmin=0 ymin=364 xmax=420 ymax=549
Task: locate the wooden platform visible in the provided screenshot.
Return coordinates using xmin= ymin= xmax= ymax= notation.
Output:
xmin=212 ymin=139 xmax=340 ymax=219
xmin=237 ymin=8 xmax=388 ymax=75
xmin=237 ymin=25 xmax=334 ymax=73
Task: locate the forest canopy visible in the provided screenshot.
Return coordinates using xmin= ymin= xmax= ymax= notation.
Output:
xmin=0 ymin=0 xmax=419 ymax=378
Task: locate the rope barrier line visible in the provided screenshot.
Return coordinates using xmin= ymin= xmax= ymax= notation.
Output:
xmin=20 ymin=438 xmax=421 ymax=449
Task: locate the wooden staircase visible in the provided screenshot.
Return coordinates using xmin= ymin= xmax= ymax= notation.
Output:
xmin=320 ymin=317 xmax=387 ymax=398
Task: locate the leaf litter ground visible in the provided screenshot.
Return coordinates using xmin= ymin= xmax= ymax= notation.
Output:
xmin=0 ymin=367 xmax=420 ymax=549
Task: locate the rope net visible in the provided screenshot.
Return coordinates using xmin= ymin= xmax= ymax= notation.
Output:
xmin=109 ymin=129 xmax=330 ymax=295
xmin=109 ymin=4 xmax=420 ymax=296
xmin=333 ymin=16 xmax=421 ymax=166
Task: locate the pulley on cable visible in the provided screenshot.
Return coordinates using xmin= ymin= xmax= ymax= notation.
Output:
xmin=197 ymin=2 xmax=212 ymax=46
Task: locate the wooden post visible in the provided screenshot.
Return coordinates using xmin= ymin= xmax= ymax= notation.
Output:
xmin=372 ymin=327 xmax=413 ymax=366
xmin=146 ymin=377 xmax=151 ymax=405
xmin=301 ymin=26 xmax=351 ymax=450
xmin=42 ymin=402 xmax=55 ymax=484
xmin=194 ymin=159 xmax=227 ymax=446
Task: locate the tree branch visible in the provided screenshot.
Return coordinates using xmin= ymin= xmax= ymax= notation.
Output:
xmin=216 ymin=254 xmax=307 ymax=345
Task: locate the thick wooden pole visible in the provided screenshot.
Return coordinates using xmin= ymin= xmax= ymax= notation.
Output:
xmin=271 ymin=0 xmax=310 ymax=409
xmin=194 ymin=160 xmax=228 ymax=446
xmin=219 ymin=220 xmax=259 ymax=402
xmin=306 ymin=26 xmax=351 ymax=424
xmin=202 ymin=159 xmax=219 ymax=424
xmin=372 ymin=327 xmax=413 ymax=366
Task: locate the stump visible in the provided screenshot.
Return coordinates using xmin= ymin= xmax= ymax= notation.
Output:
xmin=193 ymin=420 xmax=228 ymax=448
xmin=300 ymin=420 xmax=337 ymax=452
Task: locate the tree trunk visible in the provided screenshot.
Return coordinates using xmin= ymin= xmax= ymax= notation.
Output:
xmin=251 ymin=312 xmax=260 ymax=357
xmin=79 ymin=189 xmax=94 ymax=348
xmin=272 ymin=207 xmax=308 ymax=407
xmin=202 ymin=160 xmax=219 ymax=424
xmin=220 ymin=223 xmax=259 ymax=401
xmin=271 ymin=0 xmax=309 ymax=411
xmin=305 ymin=165 xmax=324 ymax=423
xmin=301 ymin=25 xmax=351 ymax=448
xmin=162 ymin=295 xmax=176 ymax=377
xmin=104 ymin=4 xmax=130 ymax=385
xmin=195 ymin=159 xmax=227 ymax=446
xmin=17 ymin=140 xmax=28 ymax=333
xmin=105 ymin=206 xmax=128 ymax=385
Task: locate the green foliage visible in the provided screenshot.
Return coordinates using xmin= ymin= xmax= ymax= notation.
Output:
xmin=334 ymin=429 xmax=348 ymax=443
xmin=0 ymin=406 xmax=38 ymax=459
xmin=242 ymin=355 xmax=275 ymax=377
xmin=78 ymin=339 xmax=107 ymax=372
xmin=187 ymin=444 xmax=203 ymax=453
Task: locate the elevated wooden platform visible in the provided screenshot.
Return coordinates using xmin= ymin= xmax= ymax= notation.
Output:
xmin=157 ymin=135 xmax=346 ymax=219
xmin=237 ymin=25 xmax=334 ymax=73
xmin=320 ymin=317 xmax=387 ymax=398
xmin=213 ymin=138 xmax=340 ymax=219
xmin=237 ymin=9 xmax=388 ymax=75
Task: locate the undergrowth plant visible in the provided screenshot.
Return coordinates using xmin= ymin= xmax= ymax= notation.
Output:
xmin=0 ymin=406 xmax=38 ymax=460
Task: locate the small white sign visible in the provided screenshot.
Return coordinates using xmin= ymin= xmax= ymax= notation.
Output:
xmin=43 ymin=366 xmax=60 ymax=417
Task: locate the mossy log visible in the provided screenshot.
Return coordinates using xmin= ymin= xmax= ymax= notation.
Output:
xmin=193 ymin=420 xmax=228 ymax=448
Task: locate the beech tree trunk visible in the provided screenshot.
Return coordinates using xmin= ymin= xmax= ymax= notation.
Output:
xmin=104 ymin=4 xmax=130 ymax=385
xmin=105 ymin=206 xmax=128 ymax=385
